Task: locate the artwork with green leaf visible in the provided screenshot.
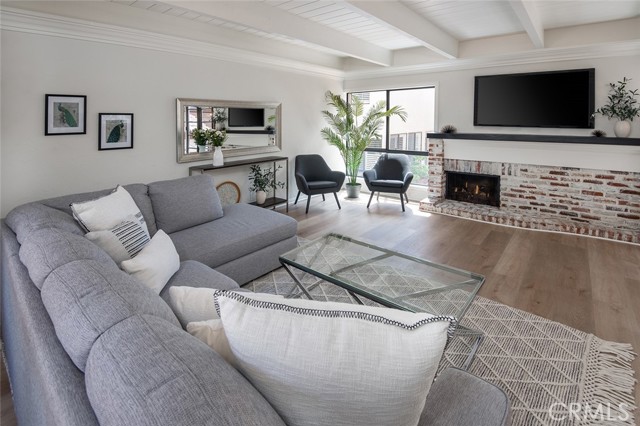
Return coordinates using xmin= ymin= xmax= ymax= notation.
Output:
xmin=99 ymin=113 xmax=134 ymax=150
xmin=45 ymin=94 xmax=86 ymax=135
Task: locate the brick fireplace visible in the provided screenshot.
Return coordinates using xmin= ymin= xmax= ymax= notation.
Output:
xmin=421 ymin=138 xmax=640 ymax=244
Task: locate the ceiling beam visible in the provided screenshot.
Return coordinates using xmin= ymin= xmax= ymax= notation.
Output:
xmin=161 ymin=1 xmax=392 ymax=66
xmin=343 ymin=0 xmax=458 ymax=59
xmin=509 ymin=0 xmax=544 ymax=48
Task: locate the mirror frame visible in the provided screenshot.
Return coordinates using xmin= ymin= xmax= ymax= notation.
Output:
xmin=176 ymin=98 xmax=282 ymax=163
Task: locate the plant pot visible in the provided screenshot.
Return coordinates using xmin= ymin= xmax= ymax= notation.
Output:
xmin=212 ymin=146 xmax=224 ymax=166
xmin=197 ymin=145 xmax=208 ymax=153
xmin=345 ymin=183 xmax=361 ymax=199
xmin=614 ymin=120 xmax=632 ymax=138
xmin=256 ymin=190 xmax=267 ymax=205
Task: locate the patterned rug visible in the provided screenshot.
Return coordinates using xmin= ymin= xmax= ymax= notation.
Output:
xmin=244 ymin=267 xmax=637 ymax=426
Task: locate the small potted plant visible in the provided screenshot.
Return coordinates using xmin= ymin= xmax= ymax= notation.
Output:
xmin=213 ymin=108 xmax=227 ymax=130
xmin=190 ymin=128 xmax=211 ymax=153
xmin=593 ymin=77 xmax=639 ymax=138
xmin=209 ymin=129 xmax=228 ymax=166
xmin=248 ymin=164 xmax=285 ymax=205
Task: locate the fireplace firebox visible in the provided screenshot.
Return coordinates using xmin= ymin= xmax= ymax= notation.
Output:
xmin=445 ymin=172 xmax=500 ymax=207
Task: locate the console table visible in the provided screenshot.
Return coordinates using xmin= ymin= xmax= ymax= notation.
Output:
xmin=189 ymin=155 xmax=289 ymax=212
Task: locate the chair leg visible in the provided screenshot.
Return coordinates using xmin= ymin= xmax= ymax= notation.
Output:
xmin=400 ymin=193 xmax=405 ymax=212
xmin=322 ymin=194 xmax=326 ymax=201
xmin=367 ymin=191 xmax=375 ymax=208
xmin=404 ymin=193 xmax=409 ymax=203
xmin=294 ymin=191 xmax=301 ymax=205
xmin=305 ymin=196 xmax=311 ymax=214
xmin=377 ymin=192 xmax=380 ymax=201
xmin=333 ymin=192 xmax=341 ymax=209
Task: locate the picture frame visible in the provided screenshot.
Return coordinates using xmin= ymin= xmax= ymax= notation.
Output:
xmin=45 ymin=94 xmax=87 ymax=135
xmin=98 ymin=113 xmax=134 ymax=150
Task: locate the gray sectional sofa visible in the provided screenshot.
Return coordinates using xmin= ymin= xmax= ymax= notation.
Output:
xmin=1 ymin=174 xmax=510 ymax=426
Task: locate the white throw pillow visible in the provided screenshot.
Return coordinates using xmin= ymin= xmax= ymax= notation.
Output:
xmin=167 ymin=286 xmax=220 ymax=328
xmin=71 ymin=185 xmax=149 ymax=234
xmin=85 ymin=215 xmax=150 ymax=264
xmin=186 ymin=319 xmax=235 ymax=365
xmin=213 ymin=291 xmax=453 ymax=426
xmin=121 ymin=230 xmax=180 ymax=294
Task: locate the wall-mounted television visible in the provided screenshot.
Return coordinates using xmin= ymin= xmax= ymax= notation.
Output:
xmin=474 ymin=68 xmax=595 ymax=129
xmin=227 ymin=108 xmax=264 ymax=127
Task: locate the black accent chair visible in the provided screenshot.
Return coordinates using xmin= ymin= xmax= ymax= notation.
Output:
xmin=294 ymin=154 xmax=345 ymax=214
xmin=363 ymin=154 xmax=413 ymax=212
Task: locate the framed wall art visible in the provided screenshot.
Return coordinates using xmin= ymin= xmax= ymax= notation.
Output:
xmin=99 ymin=113 xmax=134 ymax=150
xmin=45 ymin=94 xmax=87 ymax=135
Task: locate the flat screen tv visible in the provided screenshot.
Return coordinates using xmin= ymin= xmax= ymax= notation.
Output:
xmin=227 ymin=108 xmax=264 ymax=127
xmin=474 ymin=68 xmax=595 ymax=128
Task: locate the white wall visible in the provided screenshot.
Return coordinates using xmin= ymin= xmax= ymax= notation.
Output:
xmin=0 ymin=30 xmax=342 ymax=216
xmin=345 ymin=55 xmax=640 ymax=172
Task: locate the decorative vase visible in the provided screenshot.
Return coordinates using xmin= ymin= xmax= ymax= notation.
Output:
xmin=212 ymin=146 xmax=224 ymax=166
xmin=256 ymin=190 xmax=267 ymax=205
xmin=345 ymin=183 xmax=361 ymax=199
xmin=197 ymin=145 xmax=208 ymax=153
xmin=614 ymin=120 xmax=632 ymax=138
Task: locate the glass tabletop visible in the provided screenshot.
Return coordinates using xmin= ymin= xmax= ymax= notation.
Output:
xmin=280 ymin=233 xmax=485 ymax=321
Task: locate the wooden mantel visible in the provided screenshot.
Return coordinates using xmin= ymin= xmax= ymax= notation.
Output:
xmin=427 ymin=133 xmax=640 ymax=146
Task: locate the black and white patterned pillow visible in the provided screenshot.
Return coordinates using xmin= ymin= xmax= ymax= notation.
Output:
xmin=85 ymin=216 xmax=150 ymax=265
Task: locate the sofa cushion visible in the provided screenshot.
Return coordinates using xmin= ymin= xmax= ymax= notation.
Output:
xmin=5 ymin=202 xmax=83 ymax=244
xmin=170 ymin=203 xmax=297 ymax=269
xmin=40 ymin=183 xmax=158 ymax=236
xmin=85 ymin=314 xmax=286 ymax=426
xmin=213 ymin=291 xmax=453 ymax=426
xmin=19 ymin=228 xmax=114 ymax=290
xmin=160 ymin=260 xmax=240 ymax=302
xmin=148 ymin=175 xmax=224 ymax=234
xmin=70 ymin=185 xmax=149 ymax=234
xmin=121 ymin=230 xmax=180 ymax=294
xmin=41 ymin=260 xmax=180 ymax=371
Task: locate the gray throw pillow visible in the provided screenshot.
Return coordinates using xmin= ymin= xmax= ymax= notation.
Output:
xmin=148 ymin=175 xmax=224 ymax=234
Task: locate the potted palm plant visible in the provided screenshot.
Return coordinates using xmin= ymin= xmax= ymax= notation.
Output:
xmin=321 ymin=91 xmax=407 ymax=198
xmin=593 ymin=77 xmax=639 ymax=138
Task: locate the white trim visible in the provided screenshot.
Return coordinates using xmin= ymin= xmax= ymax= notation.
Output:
xmin=0 ymin=7 xmax=345 ymax=80
xmin=345 ymin=40 xmax=640 ymax=80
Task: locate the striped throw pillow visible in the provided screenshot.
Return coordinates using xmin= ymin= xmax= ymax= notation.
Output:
xmin=85 ymin=215 xmax=151 ymax=265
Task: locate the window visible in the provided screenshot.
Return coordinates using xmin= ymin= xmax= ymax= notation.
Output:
xmin=350 ymin=87 xmax=435 ymax=186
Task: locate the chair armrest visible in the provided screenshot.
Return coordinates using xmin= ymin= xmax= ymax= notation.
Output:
xmin=295 ymin=172 xmax=310 ymax=194
xmin=419 ymin=368 xmax=511 ymax=426
xmin=362 ymin=169 xmax=377 ymax=183
xmin=329 ymin=171 xmax=346 ymax=188
xmin=402 ymin=172 xmax=414 ymax=191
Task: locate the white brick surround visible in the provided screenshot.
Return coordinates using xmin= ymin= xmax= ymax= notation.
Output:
xmin=420 ymin=138 xmax=640 ymax=244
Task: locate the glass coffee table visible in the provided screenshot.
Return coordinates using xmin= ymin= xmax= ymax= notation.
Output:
xmin=279 ymin=233 xmax=485 ymax=369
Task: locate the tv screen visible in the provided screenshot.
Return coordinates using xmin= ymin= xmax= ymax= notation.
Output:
xmin=474 ymin=68 xmax=595 ymax=128
xmin=228 ymin=108 xmax=264 ymax=127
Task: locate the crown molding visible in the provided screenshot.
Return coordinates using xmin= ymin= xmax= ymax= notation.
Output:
xmin=345 ymin=40 xmax=640 ymax=81
xmin=0 ymin=6 xmax=345 ymax=80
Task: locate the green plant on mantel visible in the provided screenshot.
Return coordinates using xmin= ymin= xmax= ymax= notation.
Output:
xmin=321 ymin=91 xmax=407 ymax=186
xmin=248 ymin=164 xmax=284 ymax=193
xmin=593 ymin=77 xmax=640 ymax=121
xmin=190 ymin=128 xmax=210 ymax=146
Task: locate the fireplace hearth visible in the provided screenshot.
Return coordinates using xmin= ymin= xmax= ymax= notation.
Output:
xmin=446 ymin=172 xmax=500 ymax=207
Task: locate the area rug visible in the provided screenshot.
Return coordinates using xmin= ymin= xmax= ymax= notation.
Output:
xmin=244 ymin=267 xmax=637 ymax=426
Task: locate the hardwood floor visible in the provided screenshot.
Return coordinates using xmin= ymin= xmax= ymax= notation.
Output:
xmin=2 ymin=192 xmax=639 ymax=423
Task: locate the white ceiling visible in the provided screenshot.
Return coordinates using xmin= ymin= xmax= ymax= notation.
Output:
xmin=2 ymin=0 xmax=639 ymax=76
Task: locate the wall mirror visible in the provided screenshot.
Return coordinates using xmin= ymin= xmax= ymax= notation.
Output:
xmin=176 ymin=98 xmax=282 ymax=163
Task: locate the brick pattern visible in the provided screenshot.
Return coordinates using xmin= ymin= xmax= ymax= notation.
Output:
xmin=420 ymin=139 xmax=640 ymax=244
xmin=426 ymin=138 xmax=445 ymax=203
